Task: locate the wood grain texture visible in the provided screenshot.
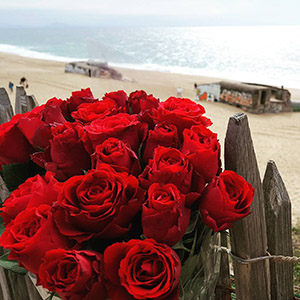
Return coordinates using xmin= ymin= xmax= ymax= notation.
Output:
xmin=0 ymin=88 xmax=13 ymax=124
xmin=225 ymin=113 xmax=271 ymax=300
xmin=263 ymin=160 xmax=294 ymax=300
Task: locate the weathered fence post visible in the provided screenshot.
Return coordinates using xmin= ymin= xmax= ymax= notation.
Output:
xmin=225 ymin=112 xmax=271 ymax=300
xmin=0 ymin=176 xmax=10 ymax=204
xmin=263 ymin=160 xmax=294 ymax=300
xmin=215 ymin=231 xmax=232 ymax=300
xmin=0 ymin=88 xmax=14 ymax=124
xmin=15 ymin=86 xmax=38 ymax=114
xmin=0 ymin=270 xmax=42 ymax=300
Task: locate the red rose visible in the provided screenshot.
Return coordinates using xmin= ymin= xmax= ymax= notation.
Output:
xmin=154 ymin=97 xmax=212 ymax=136
xmin=38 ymin=249 xmax=107 ymax=300
xmin=142 ymin=183 xmax=190 ymax=246
xmin=45 ymin=97 xmax=69 ymax=120
xmin=81 ymin=113 xmax=147 ymax=154
xmin=71 ymin=99 xmax=119 ymax=125
xmin=0 ymin=115 xmax=35 ymax=167
xmin=54 ymin=166 xmax=145 ymax=242
xmin=67 ymin=88 xmax=98 ymax=114
xmin=16 ymin=99 xmax=67 ymax=150
xmin=104 ymin=239 xmax=181 ymax=300
xmin=0 ymin=205 xmax=75 ymax=274
xmin=0 ymin=172 xmax=59 ymax=226
xmin=128 ymin=90 xmax=159 ymax=125
xmin=91 ymin=138 xmax=141 ymax=176
xmin=31 ymin=122 xmax=91 ymax=181
xmin=128 ymin=90 xmax=158 ymax=114
xmin=139 ymin=146 xmax=193 ymax=194
xmin=181 ymin=125 xmax=221 ymax=183
xmin=102 ymin=90 xmax=128 ymax=111
xmin=143 ymin=124 xmax=180 ymax=164
xmin=199 ymin=170 xmax=254 ymax=232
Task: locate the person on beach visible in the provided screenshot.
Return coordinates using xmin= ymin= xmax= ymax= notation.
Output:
xmin=20 ymin=77 xmax=29 ymax=89
xmin=177 ymin=87 xmax=183 ymax=97
xmin=194 ymin=83 xmax=201 ymax=101
xmin=8 ymin=81 xmax=14 ymax=92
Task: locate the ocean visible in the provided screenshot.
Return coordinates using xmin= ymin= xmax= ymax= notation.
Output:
xmin=0 ymin=25 xmax=300 ymax=89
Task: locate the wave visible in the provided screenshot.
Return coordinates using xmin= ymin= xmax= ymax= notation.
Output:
xmin=0 ymin=43 xmax=299 ymax=89
xmin=110 ymin=62 xmax=300 ymax=89
xmin=0 ymin=44 xmax=81 ymax=62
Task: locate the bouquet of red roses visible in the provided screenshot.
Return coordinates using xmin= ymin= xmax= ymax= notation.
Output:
xmin=0 ymin=88 xmax=254 ymax=300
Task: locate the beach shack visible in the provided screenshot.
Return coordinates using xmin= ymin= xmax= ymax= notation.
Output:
xmin=197 ymin=81 xmax=292 ymax=113
xmin=218 ymin=81 xmax=292 ymax=113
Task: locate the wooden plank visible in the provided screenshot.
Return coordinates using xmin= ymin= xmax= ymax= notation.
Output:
xmin=224 ymin=112 xmax=271 ymax=300
xmin=0 ymin=268 xmax=10 ymax=300
xmin=0 ymin=175 xmax=10 ymax=204
xmin=24 ymin=275 xmax=43 ymax=300
xmin=215 ymin=231 xmax=232 ymax=300
xmin=0 ymin=269 xmax=30 ymax=300
xmin=15 ymin=86 xmax=28 ymax=114
xmin=0 ymin=88 xmax=14 ymax=124
xmin=26 ymin=95 xmax=39 ymax=111
xmin=263 ymin=160 xmax=294 ymax=300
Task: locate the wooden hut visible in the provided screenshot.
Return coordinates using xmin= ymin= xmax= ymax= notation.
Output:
xmin=219 ymin=81 xmax=292 ymax=113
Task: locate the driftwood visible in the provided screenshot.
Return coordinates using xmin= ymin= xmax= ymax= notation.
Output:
xmin=225 ymin=112 xmax=271 ymax=300
xmin=263 ymin=160 xmax=294 ymax=300
xmin=0 ymin=88 xmax=13 ymax=124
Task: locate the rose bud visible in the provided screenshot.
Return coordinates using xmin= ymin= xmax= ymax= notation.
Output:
xmin=102 ymin=90 xmax=128 ymax=111
xmin=154 ymin=97 xmax=212 ymax=137
xmin=38 ymin=249 xmax=107 ymax=300
xmin=128 ymin=90 xmax=159 ymax=126
xmin=139 ymin=146 xmax=193 ymax=194
xmin=66 ymin=88 xmax=98 ymax=114
xmin=31 ymin=122 xmax=91 ymax=181
xmin=0 ymin=172 xmax=60 ymax=226
xmin=104 ymin=239 xmax=181 ymax=300
xmin=143 ymin=124 xmax=180 ymax=164
xmin=91 ymin=138 xmax=141 ymax=176
xmin=71 ymin=99 xmax=119 ymax=125
xmin=181 ymin=125 xmax=221 ymax=183
xmin=142 ymin=183 xmax=190 ymax=246
xmin=0 ymin=114 xmax=35 ymax=167
xmin=81 ymin=113 xmax=148 ymax=154
xmin=199 ymin=170 xmax=254 ymax=232
xmin=0 ymin=205 xmax=76 ymax=274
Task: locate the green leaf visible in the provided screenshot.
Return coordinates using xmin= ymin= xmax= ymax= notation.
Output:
xmin=45 ymin=292 xmax=61 ymax=300
xmin=184 ymin=209 xmax=200 ymax=235
xmin=0 ymin=252 xmax=27 ymax=275
xmin=1 ymin=160 xmax=45 ymax=192
xmin=172 ymin=239 xmax=191 ymax=252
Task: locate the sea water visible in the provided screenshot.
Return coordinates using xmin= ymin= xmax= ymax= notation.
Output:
xmin=0 ymin=25 xmax=299 ymax=89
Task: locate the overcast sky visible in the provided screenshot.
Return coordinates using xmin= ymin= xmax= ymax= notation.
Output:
xmin=1 ymin=0 xmax=300 ymax=27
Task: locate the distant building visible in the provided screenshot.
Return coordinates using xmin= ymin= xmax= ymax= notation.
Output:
xmin=65 ymin=61 xmax=123 ymax=80
xmin=196 ymin=81 xmax=292 ymax=113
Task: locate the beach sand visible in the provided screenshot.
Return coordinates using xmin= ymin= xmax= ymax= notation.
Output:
xmin=1 ymin=51 xmax=300 ymax=224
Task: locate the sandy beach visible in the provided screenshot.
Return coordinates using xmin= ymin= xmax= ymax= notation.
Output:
xmin=1 ymin=51 xmax=300 ymax=224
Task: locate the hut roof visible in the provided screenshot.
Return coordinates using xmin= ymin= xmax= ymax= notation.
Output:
xmin=219 ymin=81 xmax=270 ymax=93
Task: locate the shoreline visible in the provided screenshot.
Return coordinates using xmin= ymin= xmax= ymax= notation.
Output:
xmin=1 ymin=48 xmax=300 ymax=98
xmin=1 ymin=51 xmax=300 ymax=224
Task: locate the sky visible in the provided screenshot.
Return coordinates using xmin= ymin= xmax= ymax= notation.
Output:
xmin=0 ymin=0 xmax=300 ymax=27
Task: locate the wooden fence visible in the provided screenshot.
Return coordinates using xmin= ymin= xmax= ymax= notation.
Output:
xmin=215 ymin=112 xmax=295 ymax=300
xmin=0 ymin=87 xmax=297 ymax=299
